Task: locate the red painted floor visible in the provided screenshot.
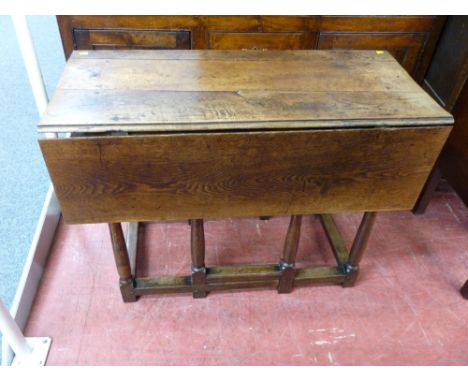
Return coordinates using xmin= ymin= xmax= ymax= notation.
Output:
xmin=25 ymin=193 xmax=468 ymax=365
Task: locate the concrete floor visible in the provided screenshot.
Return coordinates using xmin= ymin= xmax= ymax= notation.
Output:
xmin=24 ymin=192 xmax=468 ymax=365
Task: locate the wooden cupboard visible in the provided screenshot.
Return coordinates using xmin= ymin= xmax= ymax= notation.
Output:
xmin=413 ymin=16 xmax=468 ymax=212
xmin=57 ymin=16 xmax=446 ymax=83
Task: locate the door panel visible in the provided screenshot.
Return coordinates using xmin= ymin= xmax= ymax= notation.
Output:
xmin=73 ymin=29 xmax=191 ymax=50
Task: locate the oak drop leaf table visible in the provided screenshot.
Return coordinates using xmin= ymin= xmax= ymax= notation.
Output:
xmin=38 ymin=50 xmax=453 ymax=302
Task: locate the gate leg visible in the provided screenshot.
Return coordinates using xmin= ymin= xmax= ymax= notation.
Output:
xmin=278 ymin=215 xmax=302 ymax=294
xmin=191 ymin=219 xmax=207 ymax=298
xmin=342 ymin=212 xmax=377 ymax=287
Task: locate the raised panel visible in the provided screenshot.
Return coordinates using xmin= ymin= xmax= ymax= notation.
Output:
xmin=73 ymin=28 xmax=191 ymax=50
xmin=202 ymin=16 xmax=316 ymax=31
xmin=208 ymin=32 xmax=305 ymax=50
xmin=319 ymin=16 xmax=438 ymax=32
xmin=317 ymin=32 xmax=426 ymax=75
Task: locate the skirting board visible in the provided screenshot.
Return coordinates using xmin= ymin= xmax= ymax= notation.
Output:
xmin=1 ymin=184 xmax=61 ymax=366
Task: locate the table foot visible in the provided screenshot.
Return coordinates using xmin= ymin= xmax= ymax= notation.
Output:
xmin=120 ymin=279 xmax=137 ymax=302
xmin=341 ymin=265 xmax=359 ymax=288
xmin=191 ymin=267 xmax=207 ymax=298
xmin=319 ymin=212 xmax=377 ymax=288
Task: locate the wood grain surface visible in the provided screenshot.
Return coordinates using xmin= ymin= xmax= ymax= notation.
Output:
xmin=38 ymin=50 xmax=452 ymax=133
xmin=39 ymin=127 xmax=450 ymax=224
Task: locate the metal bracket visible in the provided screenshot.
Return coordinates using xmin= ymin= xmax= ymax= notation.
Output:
xmin=191 ymin=265 xmax=206 ymax=274
xmin=11 ymin=337 xmax=52 ymax=366
xmin=342 ymin=263 xmax=359 ymax=274
xmin=279 ymin=260 xmax=295 ymax=271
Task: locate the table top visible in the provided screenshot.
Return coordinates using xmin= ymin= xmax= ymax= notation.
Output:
xmin=38 ymin=49 xmax=453 ymax=134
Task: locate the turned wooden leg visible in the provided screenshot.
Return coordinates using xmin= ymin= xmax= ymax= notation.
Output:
xmin=278 ymin=215 xmax=302 ymax=294
xmin=342 ymin=212 xmax=377 ymax=287
xmin=461 ymin=279 xmax=468 ymax=299
xmin=191 ymin=219 xmax=207 ymax=298
xmin=108 ymin=223 xmax=137 ymax=302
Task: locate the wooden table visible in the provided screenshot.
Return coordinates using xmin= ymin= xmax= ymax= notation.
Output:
xmin=38 ymin=50 xmax=453 ymax=302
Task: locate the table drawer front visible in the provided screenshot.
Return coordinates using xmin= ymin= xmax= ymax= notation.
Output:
xmin=73 ymin=28 xmax=191 ymax=50
xmin=39 ymin=127 xmax=450 ymax=224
